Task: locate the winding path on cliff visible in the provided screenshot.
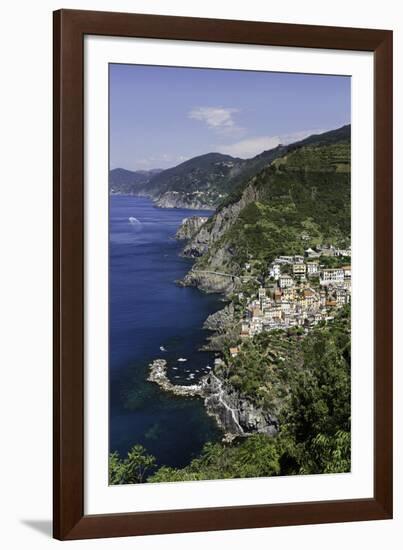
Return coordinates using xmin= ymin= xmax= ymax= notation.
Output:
xmin=191 ymin=269 xmax=261 ymax=286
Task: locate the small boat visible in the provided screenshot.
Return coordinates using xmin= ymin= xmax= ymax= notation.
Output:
xmin=159 ymin=346 xmax=167 ymax=352
xmin=172 ymin=367 xmax=178 ymax=370
xmin=177 ymin=358 xmax=188 ymax=362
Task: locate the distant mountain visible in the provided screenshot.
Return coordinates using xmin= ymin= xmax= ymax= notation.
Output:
xmin=109 ymin=168 xmax=162 ymax=195
xmin=144 ymin=153 xmax=245 ymax=209
xmin=109 ymin=125 xmax=351 ymax=210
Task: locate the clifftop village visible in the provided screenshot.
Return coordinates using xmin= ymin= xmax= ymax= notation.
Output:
xmin=229 ymin=245 xmax=351 ymax=357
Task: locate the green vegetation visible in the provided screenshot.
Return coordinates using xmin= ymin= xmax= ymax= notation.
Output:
xmin=110 ymin=308 xmax=351 ymax=483
xmin=109 ymin=444 xmax=156 ymax=484
xmin=194 ymin=140 xmax=351 ymax=276
xmin=217 ymin=124 xmax=350 ymax=210
xmin=110 ymin=125 xmax=351 ymax=208
xmin=109 ymin=125 xmax=352 ymax=485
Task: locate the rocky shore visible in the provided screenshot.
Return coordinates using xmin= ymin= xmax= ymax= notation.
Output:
xmin=147 ymin=359 xmax=278 ymax=440
xmin=180 ymin=270 xmax=236 ymax=295
xmin=147 ymin=359 xmax=203 ymax=397
xmin=202 ymin=303 xmax=241 ymax=352
xmin=148 ymin=201 xmax=279 ymax=441
xmin=203 ymin=373 xmax=279 ymax=439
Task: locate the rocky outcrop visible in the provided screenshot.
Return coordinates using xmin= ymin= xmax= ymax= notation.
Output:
xmin=201 ymin=373 xmax=279 ymax=439
xmin=148 ymin=359 xmax=278 ymax=439
xmin=176 ymin=216 xmax=209 ymax=241
xmin=201 ymin=303 xmax=240 ymax=351
xmin=154 ymin=191 xmax=215 ymax=210
xmin=180 ymin=270 xmax=236 ymax=295
xmin=203 ymin=303 xmax=235 ymax=331
xmin=147 ymin=359 xmax=202 ymax=397
xmin=178 ymin=181 xmax=261 ymax=294
xmin=182 ymin=182 xmax=260 ymax=258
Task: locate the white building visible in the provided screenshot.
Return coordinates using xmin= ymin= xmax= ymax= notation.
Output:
xmin=277 ymin=255 xmax=294 ymax=264
xmin=269 ymin=263 xmax=281 ymax=280
xmin=293 ymin=263 xmax=307 ymax=277
xmin=335 ymin=288 xmax=350 ymax=305
xmin=279 ymin=274 xmax=294 ymax=288
xmin=342 ymin=265 xmax=351 ymax=279
xmin=335 ymin=248 xmax=351 ymax=257
xmin=320 ymin=268 xmax=345 ymax=285
xmin=306 ymin=261 xmax=319 ymax=275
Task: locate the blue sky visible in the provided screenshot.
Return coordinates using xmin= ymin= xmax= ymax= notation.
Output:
xmin=110 ymin=64 xmax=350 ymax=171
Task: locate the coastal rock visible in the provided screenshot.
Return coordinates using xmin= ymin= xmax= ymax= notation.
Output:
xmin=203 ymin=303 xmax=235 ymax=332
xmin=175 ymin=216 xmax=209 ymax=241
xmin=182 ymin=182 xmax=260 ymax=258
xmin=179 ymin=182 xmax=260 ymax=293
xmin=201 ymin=373 xmax=278 ymax=437
xmin=147 ymin=360 xmax=278 ymax=439
xmin=147 ymin=359 xmax=202 ymax=397
xmin=202 ymin=303 xmax=240 ymax=351
xmin=154 ymin=191 xmax=215 ymax=210
xmin=181 ymin=270 xmax=236 ymax=295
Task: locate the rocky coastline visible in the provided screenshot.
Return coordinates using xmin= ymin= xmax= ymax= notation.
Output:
xmin=175 ymin=216 xmax=209 ymax=241
xmin=154 ymin=192 xmax=215 ymax=210
xmin=147 ymin=202 xmax=279 ymax=442
xmin=147 ymin=359 xmax=278 ymax=440
xmin=147 ymin=359 xmax=203 ymax=397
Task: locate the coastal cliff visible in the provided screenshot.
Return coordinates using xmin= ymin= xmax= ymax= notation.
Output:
xmin=148 ymin=359 xmax=278 ymax=439
xmin=175 ymin=216 xmax=209 ymax=241
xmin=202 ymin=303 xmax=240 ymax=351
xmin=181 ymin=132 xmax=351 ymax=295
xmin=154 ymin=192 xmax=216 ymax=210
xmin=203 ymin=372 xmax=279 ymax=439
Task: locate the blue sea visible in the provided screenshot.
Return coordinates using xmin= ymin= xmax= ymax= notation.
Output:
xmin=109 ymin=195 xmax=223 ymax=468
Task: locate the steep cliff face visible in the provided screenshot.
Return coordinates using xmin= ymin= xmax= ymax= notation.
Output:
xmin=147 ymin=359 xmax=279 ymax=439
xmin=175 ymin=216 xmax=209 ymax=241
xmin=179 ymin=176 xmax=262 ymax=294
xmin=203 ymin=302 xmax=235 ymax=331
xmin=181 ymin=137 xmax=351 ymax=294
xmin=182 ymin=182 xmax=260 ymax=258
xmin=154 ymin=192 xmax=216 ymax=210
xmin=201 ymin=303 xmax=241 ymax=351
xmin=202 ymin=373 xmax=279 ymax=438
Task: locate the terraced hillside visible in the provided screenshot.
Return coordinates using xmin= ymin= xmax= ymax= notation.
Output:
xmin=182 ymin=136 xmax=351 ymax=292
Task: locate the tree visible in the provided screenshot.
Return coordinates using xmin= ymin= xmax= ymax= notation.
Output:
xmin=109 ymin=445 xmax=156 ymax=484
xmin=109 ymin=451 xmax=126 ymax=485
xmin=123 ymin=444 xmax=156 ymax=483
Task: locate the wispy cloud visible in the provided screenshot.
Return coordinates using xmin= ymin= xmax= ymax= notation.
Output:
xmin=218 ymin=128 xmax=329 ymax=158
xmin=188 ymin=107 xmax=244 ymax=137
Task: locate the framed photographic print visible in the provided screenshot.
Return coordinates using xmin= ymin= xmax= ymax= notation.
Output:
xmin=53 ymin=9 xmax=393 ymax=540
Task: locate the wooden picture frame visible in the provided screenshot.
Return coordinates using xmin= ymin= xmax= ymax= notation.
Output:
xmin=53 ymin=9 xmax=393 ymax=540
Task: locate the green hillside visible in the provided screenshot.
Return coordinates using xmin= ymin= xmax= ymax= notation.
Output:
xmin=190 ymin=138 xmax=351 ymax=274
xmin=109 ymin=125 xmax=351 ymax=209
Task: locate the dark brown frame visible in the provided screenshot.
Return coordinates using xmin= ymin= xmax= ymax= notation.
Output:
xmin=53 ymin=9 xmax=393 ymax=540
